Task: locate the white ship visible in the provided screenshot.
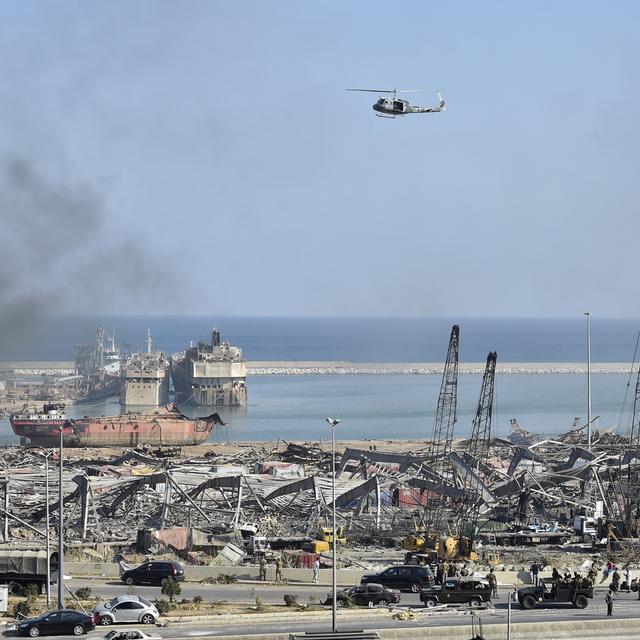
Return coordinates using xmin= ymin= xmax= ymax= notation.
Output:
xmin=171 ymin=328 xmax=246 ymax=406
xmin=120 ymin=330 xmax=170 ymax=406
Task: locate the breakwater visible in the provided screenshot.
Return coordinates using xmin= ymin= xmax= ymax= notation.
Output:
xmin=245 ymin=361 xmax=635 ymax=375
xmin=1 ymin=360 xmax=636 ymax=376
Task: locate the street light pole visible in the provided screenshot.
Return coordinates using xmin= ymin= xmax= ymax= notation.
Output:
xmin=585 ymin=312 xmax=592 ymax=451
xmin=326 ymin=418 xmax=341 ymax=634
xmin=44 ymin=452 xmax=51 ymax=607
xmin=57 ymin=428 xmax=64 ymax=609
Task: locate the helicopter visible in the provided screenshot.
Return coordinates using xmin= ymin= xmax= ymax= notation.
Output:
xmin=347 ymin=88 xmax=445 ymax=119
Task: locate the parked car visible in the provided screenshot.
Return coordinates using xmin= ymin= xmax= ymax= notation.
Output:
xmin=324 ymin=583 xmax=401 ymax=607
xmin=93 ymin=595 xmax=159 ymax=625
xmin=420 ymin=578 xmax=492 ymax=608
xmin=361 ymin=565 xmax=434 ymax=593
xmin=121 ymin=561 xmax=184 ymax=586
xmin=17 ymin=609 xmax=96 ymax=637
xmin=103 ymin=630 xmax=162 ymax=640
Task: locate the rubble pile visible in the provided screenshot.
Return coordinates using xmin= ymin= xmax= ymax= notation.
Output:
xmin=0 ymin=430 xmax=637 ymax=566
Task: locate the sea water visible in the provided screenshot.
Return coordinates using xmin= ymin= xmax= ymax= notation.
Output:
xmin=1 ymin=316 xmax=638 ymax=443
xmin=0 ymin=372 xmax=634 ymax=445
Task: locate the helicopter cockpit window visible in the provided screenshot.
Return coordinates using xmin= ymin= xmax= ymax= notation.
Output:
xmin=377 ymin=98 xmax=385 ymax=105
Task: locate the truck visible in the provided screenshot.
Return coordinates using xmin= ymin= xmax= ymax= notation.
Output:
xmin=0 ymin=550 xmax=58 ymax=595
xmin=517 ymin=580 xmax=593 ymax=609
xmin=420 ymin=577 xmax=492 ymax=608
xmin=480 ymin=528 xmax=572 ymax=547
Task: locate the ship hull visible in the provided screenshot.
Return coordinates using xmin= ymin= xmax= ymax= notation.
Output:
xmin=10 ymin=406 xmax=216 ymax=447
xmin=170 ymin=357 xmax=247 ymax=407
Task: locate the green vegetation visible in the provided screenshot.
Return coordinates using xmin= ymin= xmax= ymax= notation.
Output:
xmin=283 ymin=594 xmax=298 ymax=607
xmin=13 ymin=596 xmax=37 ymax=618
xmin=75 ymin=587 xmax=92 ymax=600
xmin=161 ymin=577 xmax=182 ymax=603
xmin=153 ymin=598 xmax=171 ymax=615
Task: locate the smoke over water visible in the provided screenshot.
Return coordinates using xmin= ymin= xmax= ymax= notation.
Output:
xmin=0 ymin=157 xmax=176 ymax=358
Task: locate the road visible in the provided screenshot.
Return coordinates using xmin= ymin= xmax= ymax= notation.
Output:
xmin=15 ymin=580 xmax=632 ymax=640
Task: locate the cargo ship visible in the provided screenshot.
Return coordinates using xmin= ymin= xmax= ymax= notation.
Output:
xmin=171 ymin=328 xmax=247 ymax=406
xmin=9 ymin=404 xmax=225 ymax=447
xmin=120 ymin=330 xmax=170 ymax=406
xmin=10 ymin=404 xmax=68 ymax=443
xmin=75 ymin=326 xmax=123 ymax=403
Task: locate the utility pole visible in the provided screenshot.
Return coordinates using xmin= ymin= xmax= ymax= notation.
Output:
xmin=585 ymin=312 xmax=592 ymax=451
xmin=57 ymin=428 xmax=64 ymax=609
xmin=326 ymin=418 xmax=341 ymax=634
xmin=44 ymin=452 xmax=51 ymax=607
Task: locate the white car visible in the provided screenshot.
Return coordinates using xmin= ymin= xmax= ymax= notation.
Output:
xmin=103 ymin=630 xmax=162 ymax=640
xmin=93 ymin=596 xmax=159 ymax=625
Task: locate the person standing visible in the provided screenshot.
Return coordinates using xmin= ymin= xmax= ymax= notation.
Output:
xmin=259 ymin=556 xmax=267 ymax=581
xmin=530 ymin=561 xmax=540 ymax=587
xmin=275 ymin=556 xmax=283 ymax=583
xmin=486 ymin=568 xmax=498 ymax=598
xmin=605 ymin=589 xmax=614 ymax=616
xmin=312 ymin=558 xmax=320 ymax=583
xmin=625 ymin=567 xmax=632 ymax=592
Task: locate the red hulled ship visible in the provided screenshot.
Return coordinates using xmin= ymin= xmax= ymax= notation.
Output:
xmin=10 ymin=404 xmax=225 ymax=447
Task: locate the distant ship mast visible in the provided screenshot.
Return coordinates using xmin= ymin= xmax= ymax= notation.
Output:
xmin=146 ymin=328 xmax=152 ymax=355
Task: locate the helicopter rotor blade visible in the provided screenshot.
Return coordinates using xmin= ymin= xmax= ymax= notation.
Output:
xmin=346 ymin=88 xmax=397 ymax=93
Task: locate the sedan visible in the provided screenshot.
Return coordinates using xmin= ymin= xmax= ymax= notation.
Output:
xmin=103 ymin=631 xmax=162 ymax=640
xmin=93 ymin=595 xmax=159 ymax=625
xmin=18 ymin=610 xmax=96 ymax=637
xmin=325 ymin=583 xmax=401 ymax=607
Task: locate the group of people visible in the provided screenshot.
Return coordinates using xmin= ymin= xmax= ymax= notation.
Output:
xmin=258 ymin=555 xmax=285 ymax=582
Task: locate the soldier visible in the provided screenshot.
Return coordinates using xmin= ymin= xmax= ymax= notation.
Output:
xmin=460 ymin=563 xmax=469 ymax=577
xmin=441 ymin=561 xmax=449 ymax=581
xmin=611 ymin=569 xmax=621 ymax=592
xmin=486 ymin=568 xmax=498 ymax=598
xmin=605 ymin=589 xmax=614 ymax=616
xmin=530 ymin=561 xmax=540 ymax=587
xmin=275 ymin=556 xmax=283 ymax=582
xmin=552 ymin=567 xmax=560 ymax=581
xmin=259 ymin=556 xmax=267 ymax=581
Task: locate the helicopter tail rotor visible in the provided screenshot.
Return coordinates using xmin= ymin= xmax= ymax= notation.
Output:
xmin=437 ymin=92 xmax=446 ymax=111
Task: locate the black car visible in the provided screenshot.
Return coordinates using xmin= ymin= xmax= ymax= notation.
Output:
xmin=361 ymin=564 xmax=434 ymax=593
xmin=325 ymin=583 xmax=401 ymax=607
xmin=18 ymin=609 xmax=96 ymax=637
xmin=121 ymin=561 xmax=185 ymax=586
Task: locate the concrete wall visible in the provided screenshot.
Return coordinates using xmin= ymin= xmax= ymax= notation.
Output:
xmin=64 ymin=561 xmax=534 ymax=587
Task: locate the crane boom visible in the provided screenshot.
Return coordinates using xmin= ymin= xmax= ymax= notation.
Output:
xmin=429 ymin=325 xmax=460 ymax=466
xmin=457 ymin=351 xmax=497 ymax=545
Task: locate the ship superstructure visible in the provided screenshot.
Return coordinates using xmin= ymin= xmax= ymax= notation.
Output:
xmin=74 ymin=325 xmax=122 ymax=402
xmin=171 ymin=328 xmax=246 ymax=406
xmin=120 ymin=330 xmax=170 ymax=406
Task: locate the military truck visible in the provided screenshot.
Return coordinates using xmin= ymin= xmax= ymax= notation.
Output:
xmin=517 ymin=580 xmax=593 ymax=609
xmin=420 ymin=577 xmax=492 ymax=608
xmin=0 ymin=550 xmax=58 ymax=595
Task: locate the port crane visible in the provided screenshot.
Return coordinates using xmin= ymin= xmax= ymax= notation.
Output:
xmin=425 ymin=326 xmax=460 ymax=532
xmin=404 ymin=326 xmax=459 ymax=554
xmin=624 ymin=363 xmax=640 ymax=535
xmin=446 ymin=351 xmax=497 ymax=560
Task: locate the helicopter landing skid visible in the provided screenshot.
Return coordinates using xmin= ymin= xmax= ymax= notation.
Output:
xmin=375 ymin=112 xmax=397 ymax=119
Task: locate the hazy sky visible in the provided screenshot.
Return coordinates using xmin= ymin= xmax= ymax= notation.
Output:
xmin=1 ymin=1 xmax=639 ymax=318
